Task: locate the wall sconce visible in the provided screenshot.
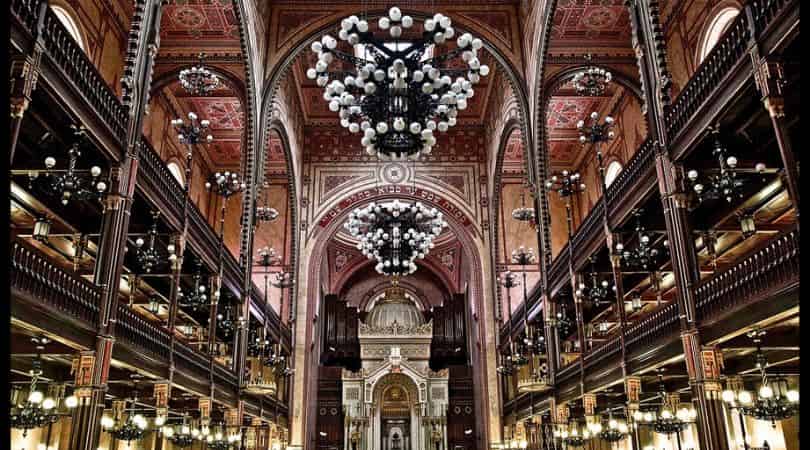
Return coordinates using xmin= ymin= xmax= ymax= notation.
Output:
xmin=631 ymin=293 xmax=643 ymax=312
xmin=33 ymin=216 xmax=51 ymax=242
xmin=738 ymin=211 xmax=757 ymax=239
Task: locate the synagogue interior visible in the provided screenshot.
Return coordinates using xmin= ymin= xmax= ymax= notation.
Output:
xmin=8 ymin=1 xmax=800 ymax=450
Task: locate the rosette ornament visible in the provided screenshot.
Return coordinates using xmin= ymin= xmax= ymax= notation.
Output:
xmin=344 ymin=200 xmax=447 ymax=276
xmin=307 ymin=7 xmax=490 ymax=160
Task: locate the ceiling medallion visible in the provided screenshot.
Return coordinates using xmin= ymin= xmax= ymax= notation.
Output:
xmin=344 ymin=200 xmax=447 ymax=276
xmin=179 ymin=53 xmax=221 ymax=96
xmin=571 ymin=54 xmax=611 ymax=97
xmin=307 ymin=7 xmax=490 ymax=160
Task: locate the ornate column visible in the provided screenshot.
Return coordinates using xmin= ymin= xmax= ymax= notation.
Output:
xmin=626 ymin=1 xmax=730 ymax=449
xmin=9 ymin=1 xmax=47 ymax=164
xmin=750 ymin=53 xmax=799 ymax=228
xmin=68 ymin=2 xmax=164 ymax=449
xmin=625 ymin=376 xmax=642 ymax=450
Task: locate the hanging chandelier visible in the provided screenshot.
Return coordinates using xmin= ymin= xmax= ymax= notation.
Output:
xmin=179 ymin=261 xmax=209 ymax=313
xmin=576 ymin=258 xmax=614 ymax=307
xmin=686 ymin=129 xmax=767 ymax=204
xmin=217 ymin=304 xmax=237 ymax=340
xmin=205 ymin=425 xmax=242 ymax=450
xmin=132 ymin=211 xmax=176 ymax=274
xmin=245 ymin=331 xmax=279 ymax=395
xmin=306 ymin=7 xmax=490 ymax=160
xmin=345 ymin=200 xmax=447 ymax=276
xmin=206 ymin=171 xmax=246 ymax=198
xmin=721 ymin=330 xmax=799 ymax=426
xmin=616 ymin=209 xmax=667 ymax=271
xmin=555 ymin=302 xmax=574 ymax=337
xmin=633 ymin=371 xmax=697 ymax=436
xmin=497 ymin=271 xmax=526 ymax=375
xmin=28 ymin=125 xmax=107 ymax=205
xmin=10 ymin=338 xmax=77 ymax=437
xmin=101 ymin=399 xmax=150 ymax=443
xmin=595 ymin=410 xmax=629 ymax=443
xmin=554 ymin=421 xmax=592 ymax=447
xmin=163 ymin=417 xmax=196 ymax=448
xmin=511 ymin=191 xmax=536 ymax=223
xmin=571 ymin=55 xmax=612 ymax=97
xmin=179 ymin=53 xmax=221 ymax=96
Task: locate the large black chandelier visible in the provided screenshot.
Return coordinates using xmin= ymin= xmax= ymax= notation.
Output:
xmin=721 ymin=330 xmax=799 ymax=426
xmin=179 ymin=53 xmax=221 ymax=96
xmin=576 ymin=258 xmax=614 ymax=307
xmin=686 ymin=129 xmax=767 ymax=204
xmin=633 ymin=371 xmax=697 ymax=437
xmin=554 ymin=421 xmax=593 ymax=447
xmin=178 ymin=261 xmax=210 ymax=313
xmin=100 ymin=399 xmax=150 ymax=443
xmin=205 ymin=424 xmax=241 ymax=450
xmin=616 ymin=209 xmax=667 ymax=271
xmin=206 ymin=171 xmax=246 ymax=198
xmin=163 ymin=416 xmax=195 ymax=448
xmin=345 ymin=200 xmax=447 ymax=276
xmin=594 ymin=410 xmax=629 ymax=443
xmin=10 ymin=337 xmax=77 ymax=437
xmin=28 ymin=125 xmax=108 ymax=205
xmin=172 ymin=111 xmax=213 ymax=145
xmin=132 ymin=211 xmax=177 ymax=274
xmin=571 ymin=55 xmax=612 ymax=97
xmin=307 ymin=7 xmax=490 ymax=160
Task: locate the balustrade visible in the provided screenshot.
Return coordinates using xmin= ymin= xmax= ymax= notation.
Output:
xmin=10 ymin=239 xmax=100 ymax=326
xmin=695 ymin=227 xmax=799 ymax=318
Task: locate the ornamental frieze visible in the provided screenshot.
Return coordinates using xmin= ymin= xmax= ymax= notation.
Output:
xmin=358 ymin=321 xmax=433 ymax=337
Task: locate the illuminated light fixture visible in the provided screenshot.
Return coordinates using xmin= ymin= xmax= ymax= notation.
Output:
xmin=497 ymin=270 xmax=525 ymax=375
xmin=206 ymin=425 xmax=241 ymax=450
xmin=217 ymin=304 xmax=237 ymax=340
xmin=205 ymin=171 xmax=246 ymax=198
xmin=344 ymin=200 xmax=447 ymax=276
xmin=630 ymin=293 xmax=643 ymax=312
xmin=686 ymin=128 xmax=767 ymax=204
xmin=572 ymin=54 xmax=612 ymax=97
xmin=722 ymin=330 xmax=799 ymax=426
xmin=165 ymin=416 xmax=195 ymax=448
xmin=178 ymin=260 xmax=209 ymax=313
xmin=132 ymin=210 xmax=175 ymax=274
xmin=32 ymin=216 xmax=51 ymax=242
xmin=28 ymin=125 xmax=107 ymax=205
xmin=307 ymin=7 xmax=490 ymax=160
xmin=100 ymin=401 xmax=149 ymax=443
xmin=554 ymin=421 xmax=592 ymax=447
xmin=616 ymin=209 xmax=666 ymax=271
xmin=179 ymin=53 xmax=221 ymax=96
xmin=509 ymin=246 xmax=549 ymax=393
xmin=577 ymin=258 xmax=614 ymax=307
xmin=634 ymin=371 xmax=697 ymax=437
xmin=598 ymin=411 xmax=629 ymax=443
xmin=738 ymin=210 xmax=757 ymax=239
xmin=10 ymin=337 xmax=76 ymax=437
xmin=171 ymin=111 xmax=213 ymax=145
xmin=511 ymin=191 xmax=536 ymax=223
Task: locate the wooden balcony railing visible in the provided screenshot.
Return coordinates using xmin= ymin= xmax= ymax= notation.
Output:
xmin=695 ymin=227 xmax=799 ymax=318
xmin=137 ymin=139 xmax=186 ymax=224
xmin=10 ymin=0 xmax=41 ymax=33
xmin=116 ymin=303 xmax=172 ymax=360
xmin=10 ymin=240 xmax=100 ymax=327
xmin=605 ymin=138 xmax=655 ymax=208
xmin=36 ymin=5 xmax=127 ymax=144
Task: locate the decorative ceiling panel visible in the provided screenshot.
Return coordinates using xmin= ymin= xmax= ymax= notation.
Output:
xmin=185 ymin=98 xmax=244 ymax=130
xmin=546 ymin=96 xmax=602 ymax=129
xmin=160 ymin=1 xmax=241 ymax=53
xmin=550 ymin=0 xmax=632 ymax=48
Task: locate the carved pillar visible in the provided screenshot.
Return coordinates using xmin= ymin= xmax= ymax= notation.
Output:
xmin=69 ymin=2 xmax=164 ymax=449
xmin=625 ymin=376 xmax=642 ymax=450
xmin=10 ymin=50 xmax=42 ymax=163
xmin=166 ymin=232 xmax=185 ymax=382
xmin=627 ymin=1 xmax=729 ymax=449
xmin=750 ymin=54 xmax=799 ymax=228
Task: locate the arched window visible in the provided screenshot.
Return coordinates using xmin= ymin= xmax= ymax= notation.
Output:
xmin=604 ymin=161 xmax=623 ymax=188
xmin=167 ymin=161 xmax=185 ymax=186
xmin=698 ymin=7 xmax=740 ymax=64
xmin=51 ymin=6 xmax=86 ymax=51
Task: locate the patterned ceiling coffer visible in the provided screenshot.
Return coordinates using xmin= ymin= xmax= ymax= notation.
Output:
xmin=546 ymin=97 xmax=602 ymax=129
xmin=548 ymin=141 xmax=581 ymax=165
xmin=550 ymin=0 xmax=631 ymax=46
xmin=186 ymin=98 xmax=244 ymax=130
xmin=161 ymin=1 xmax=240 ymax=42
xmin=302 ymin=127 xmax=486 ymax=162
